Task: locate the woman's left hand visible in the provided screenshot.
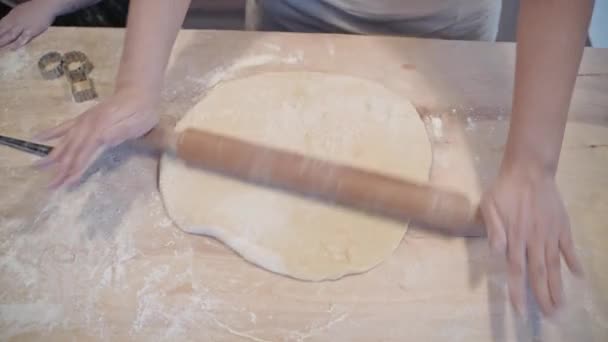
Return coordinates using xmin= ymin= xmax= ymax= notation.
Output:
xmin=0 ymin=1 xmax=59 ymax=50
xmin=481 ymin=162 xmax=583 ymax=316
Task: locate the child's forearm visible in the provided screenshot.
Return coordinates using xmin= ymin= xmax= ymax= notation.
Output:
xmin=115 ymin=0 xmax=192 ymax=93
xmin=503 ymin=0 xmax=593 ymax=176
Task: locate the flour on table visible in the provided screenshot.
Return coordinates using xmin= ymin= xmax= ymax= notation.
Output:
xmin=430 ymin=116 xmax=443 ymax=139
xmin=159 ymin=71 xmax=432 ymax=281
xmin=284 ymin=51 xmax=304 ymax=64
xmin=0 ymin=303 xmax=63 ymax=340
xmin=466 ymin=116 xmax=476 ymax=130
xmin=230 ymin=54 xmax=279 ymax=70
xmin=262 ymin=43 xmax=281 ymax=52
xmin=0 ymin=146 xmax=204 ymax=339
xmin=0 ymin=49 xmax=31 ymax=79
xmin=191 ymin=52 xmax=306 ymax=91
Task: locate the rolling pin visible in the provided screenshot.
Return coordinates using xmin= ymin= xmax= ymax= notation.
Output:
xmin=141 ymin=119 xmax=483 ymax=231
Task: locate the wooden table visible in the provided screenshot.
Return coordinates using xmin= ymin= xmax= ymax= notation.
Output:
xmin=1 ymin=27 xmax=607 ymax=341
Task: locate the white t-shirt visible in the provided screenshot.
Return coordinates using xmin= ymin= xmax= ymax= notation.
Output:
xmin=323 ymin=0 xmax=497 ymax=19
xmin=258 ymin=0 xmax=501 ymax=41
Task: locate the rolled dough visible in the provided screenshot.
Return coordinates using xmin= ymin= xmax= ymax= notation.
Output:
xmin=159 ymin=72 xmax=432 ymax=280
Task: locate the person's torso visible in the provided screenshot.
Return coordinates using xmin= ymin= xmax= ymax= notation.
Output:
xmin=258 ymin=0 xmax=502 ymax=41
xmin=322 ymin=0 xmax=495 ymax=19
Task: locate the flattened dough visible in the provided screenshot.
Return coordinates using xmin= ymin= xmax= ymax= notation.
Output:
xmin=159 ymin=72 xmax=432 ymax=280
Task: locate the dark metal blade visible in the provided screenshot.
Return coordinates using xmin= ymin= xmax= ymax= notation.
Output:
xmin=0 ymin=135 xmax=53 ymax=157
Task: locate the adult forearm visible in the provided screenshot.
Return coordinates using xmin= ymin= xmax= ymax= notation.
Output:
xmin=503 ymin=0 xmax=593 ymax=175
xmin=115 ymin=0 xmax=192 ymax=93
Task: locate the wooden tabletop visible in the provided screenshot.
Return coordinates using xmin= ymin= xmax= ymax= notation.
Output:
xmin=1 ymin=27 xmax=607 ymax=341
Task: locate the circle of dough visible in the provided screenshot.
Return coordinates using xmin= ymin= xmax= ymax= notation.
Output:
xmin=159 ymin=72 xmax=432 ymax=281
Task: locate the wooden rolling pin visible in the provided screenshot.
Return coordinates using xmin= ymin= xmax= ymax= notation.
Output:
xmin=142 ymin=119 xmax=483 ymax=231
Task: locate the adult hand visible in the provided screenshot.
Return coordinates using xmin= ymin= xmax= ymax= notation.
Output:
xmin=35 ymin=86 xmax=160 ymax=188
xmin=481 ymin=163 xmax=583 ymax=316
xmin=0 ymin=1 xmax=58 ymax=50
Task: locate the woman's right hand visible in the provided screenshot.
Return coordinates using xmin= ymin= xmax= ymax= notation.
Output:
xmin=35 ymin=86 xmax=161 ymax=188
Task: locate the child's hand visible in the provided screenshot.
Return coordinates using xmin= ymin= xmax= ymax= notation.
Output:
xmin=481 ymin=162 xmax=583 ymax=317
xmin=0 ymin=1 xmax=59 ymax=50
xmin=34 ymin=86 xmax=161 ymax=188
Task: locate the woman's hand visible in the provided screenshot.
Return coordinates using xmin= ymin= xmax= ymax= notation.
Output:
xmin=481 ymin=162 xmax=583 ymax=316
xmin=35 ymin=86 xmax=160 ymax=188
xmin=0 ymin=1 xmax=59 ymax=50
xmin=33 ymin=0 xmax=193 ymax=188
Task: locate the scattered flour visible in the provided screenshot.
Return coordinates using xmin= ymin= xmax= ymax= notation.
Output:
xmin=0 ymin=147 xmax=186 ymax=339
xmin=230 ymin=54 xmax=279 ymax=70
xmin=466 ymin=117 xmax=476 ymax=131
xmin=284 ymin=51 xmax=304 ymax=64
xmin=0 ymin=303 xmax=64 ymax=340
xmin=430 ymin=116 xmax=443 ymax=139
xmin=132 ymin=265 xmax=171 ymax=332
xmin=163 ymin=49 xmax=308 ymax=114
xmin=287 ymin=312 xmax=350 ymax=342
xmin=212 ymin=317 xmax=272 ymax=342
xmin=193 ymin=51 xmax=306 ymax=91
xmin=262 ymin=43 xmax=281 ymax=52
xmin=0 ymin=49 xmax=32 ymax=79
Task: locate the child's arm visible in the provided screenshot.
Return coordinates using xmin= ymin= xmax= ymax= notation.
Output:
xmin=481 ymin=0 xmax=592 ymax=316
xmin=0 ymin=0 xmax=101 ymax=49
xmin=36 ymin=0 xmax=192 ymax=187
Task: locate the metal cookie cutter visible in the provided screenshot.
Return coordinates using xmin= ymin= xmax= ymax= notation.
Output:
xmin=62 ymin=50 xmax=94 ymax=81
xmin=70 ymin=70 xmax=98 ymax=103
xmin=38 ymin=51 xmax=64 ymax=80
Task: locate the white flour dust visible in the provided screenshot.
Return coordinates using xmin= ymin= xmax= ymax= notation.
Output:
xmin=287 ymin=312 xmax=350 ymax=342
xmin=0 ymin=147 xmax=276 ymax=340
xmin=0 ymin=303 xmax=64 ymax=340
xmin=284 ymin=51 xmax=304 ymax=64
xmin=162 ymin=48 xmax=307 ymax=106
xmin=178 ymin=50 xmax=306 ymax=96
xmin=230 ymin=54 xmax=279 ymax=70
xmin=262 ymin=43 xmax=282 ymax=52
xmin=0 ymin=149 xmax=193 ymax=339
xmin=0 ymin=49 xmax=32 ymax=79
xmin=466 ymin=117 xmax=476 ymax=130
xmin=430 ymin=116 xmax=443 ymax=139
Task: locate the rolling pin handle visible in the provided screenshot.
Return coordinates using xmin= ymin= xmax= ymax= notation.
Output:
xmin=424 ymin=190 xmax=482 ymax=231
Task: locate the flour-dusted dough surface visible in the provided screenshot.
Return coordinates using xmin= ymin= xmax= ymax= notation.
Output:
xmin=159 ymin=72 xmax=432 ymax=280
